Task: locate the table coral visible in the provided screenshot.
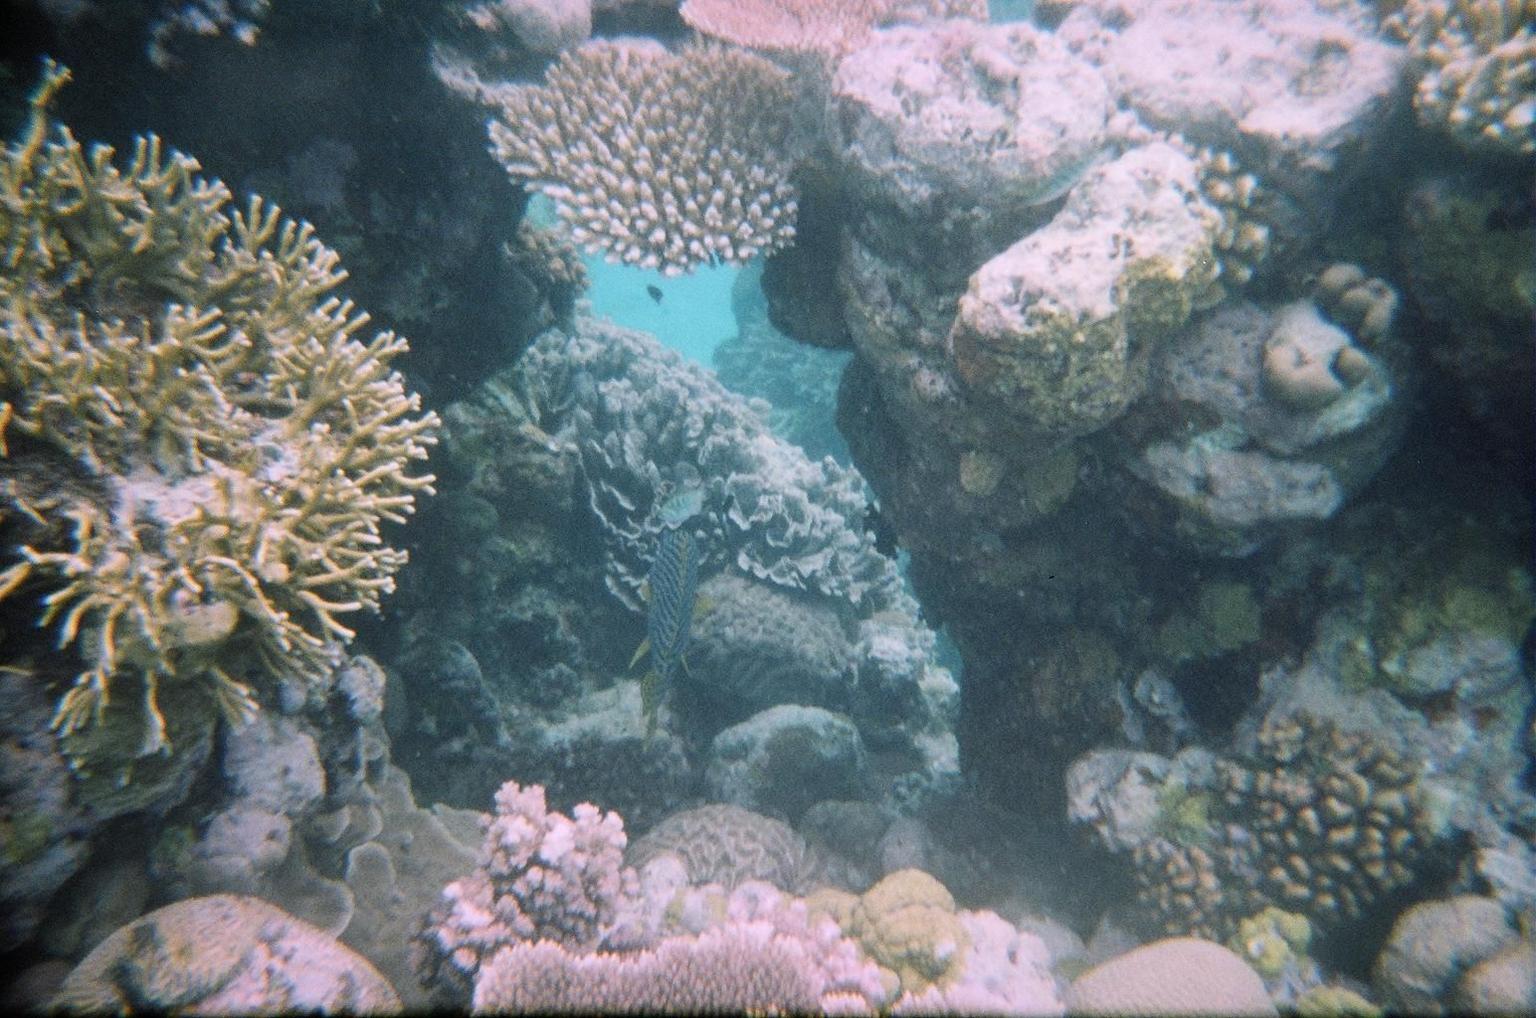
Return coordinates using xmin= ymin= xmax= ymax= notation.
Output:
xmin=487 ymin=39 xmax=799 ymax=274
xmin=0 ymin=63 xmax=438 ymax=770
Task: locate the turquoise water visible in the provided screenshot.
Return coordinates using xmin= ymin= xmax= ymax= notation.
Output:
xmin=582 ymin=255 xmax=740 ymax=366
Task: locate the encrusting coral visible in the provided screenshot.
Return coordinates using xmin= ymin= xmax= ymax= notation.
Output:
xmin=0 ymin=62 xmax=438 ymax=768
xmin=487 ymin=39 xmax=800 ymax=275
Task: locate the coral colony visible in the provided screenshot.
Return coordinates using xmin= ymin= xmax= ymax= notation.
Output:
xmin=1 ymin=0 xmax=1533 ymax=1015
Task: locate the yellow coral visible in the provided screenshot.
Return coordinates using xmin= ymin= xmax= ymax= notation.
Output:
xmin=847 ymin=868 xmax=969 ymax=995
xmin=0 ymin=62 xmax=438 ymax=764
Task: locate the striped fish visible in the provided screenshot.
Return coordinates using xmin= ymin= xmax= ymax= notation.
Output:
xmin=629 ymin=526 xmax=700 ymax=737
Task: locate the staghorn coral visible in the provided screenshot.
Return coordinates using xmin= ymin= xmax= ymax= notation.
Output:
xmin=422 ymin=779 xmax=638 ymax=994
xmin=0 ymin=64 xmax=438 ymax=767
xmin=487 ymin=39 xmax=800 ymax=275
xmin=1389 ymin=0 xmax=1535 ymax=155
xmin=147 ymin=0 xmax=271 ymax=69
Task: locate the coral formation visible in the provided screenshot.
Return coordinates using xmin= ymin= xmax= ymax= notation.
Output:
xmin=681 ymin=0 xmax=891 ymax=54
xmin=844 ymin=868 xmax=968 ymax=996
xmin=1197 ymin=148 xmax=1273 ymax=289
xmin=705 ymin=704 xmax=870 ymax=822
xmin=1372 ymin=894 xmax=1523 ymax=1015
xmin=471 ymin=878 xmax=889 ymax=1013
xmin=1388 ymin=0 xmax=1536 ymax=155
xmin=1066 ymin=937 xmax=1277 ymax=1017
xmin=1129 ymin=267 xmax=1403 ymax=554
xmin=0 ymin=64 xmax=437 ymax=772
xmin=54 ymin=894 xmax=399 ymax=1013
xmin=626 ymin=802 xmax=824 ymax=894
xmin=949 ymin=142 xmax=1220 ymax=441
xmin=422 ymin=779 xmax=637 ymax=992
xmin=486 ymin=40 xmax=799 ymax=274
xmin=1074 ymin=713 xmax=1444 ymax=943
xmin=833 ymin=19 xmax=1113 ymax=222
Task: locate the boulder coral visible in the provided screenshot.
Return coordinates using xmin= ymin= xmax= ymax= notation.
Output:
xmin=1067 ymin=937 xmax=1276 ymax=1017
xmin=0 ymin=63 xmax=437 ymax=773
xmin=949 ymin=142 xmax=1220 ymax=442
xmin=54 ymin=894 xmax=399 ymax=1014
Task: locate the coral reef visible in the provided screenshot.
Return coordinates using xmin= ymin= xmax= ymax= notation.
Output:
xmin=385 ymin=312 xmax=956 ymax=822
xmin=485 ymin=40 xmax=800 ymax=273
xmin=1372 ymin=894 xmax=1523 ymax=1014
xmin=626 ymin=802 xmax=825 ymax=894
xmin=421 ymin=779 xmax=637 ymax=993
xmin=951 ymin=141 xmax=1219 ymax=440
xmin=471 ymin=901 xmax=886 ymax=1013
xmin=1389 ymin=0 xmax=1536 ymax=155
xmin=681 ymin=0 xmax=890 ymax=55
xmin=705 ymin=704 xmax=871 ymax=822
xmin=1072 ymin=713 xmax=1445 ymax=943
xmin=53 ymin=894 xmax=399 ymax=1013
xmin=1066 ymin=937 xmax=1276 ymax=1017
xmin=0 ymin=64 xmax=437 ymax=773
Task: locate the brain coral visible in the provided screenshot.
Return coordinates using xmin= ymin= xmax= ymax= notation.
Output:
xmin=0 ymin=64 xmax=437 ymax=768
xmin=487 ymin=39 xmax=800 ymax=275
xmin=626 ymin=803 xmax=824 ymax=894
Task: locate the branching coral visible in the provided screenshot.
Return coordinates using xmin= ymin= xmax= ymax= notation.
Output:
xmin=422 ymin=780 xmax=636 ymax=994
xmin=487 ymin=39 xmax=800 ymax=275
xmin=1389 ymin=0 xmax=1536 ymax=154
xmin=0 ymin=63 xmax=438 ymax=764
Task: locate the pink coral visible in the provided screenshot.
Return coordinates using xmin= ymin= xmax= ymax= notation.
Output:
xmin=680 ymin=0 xmax=892 ymax=55
xmin=422 ymin=781 xmax=637 ymax=991
xmin=472 ymin=881 xmax=887 ymax=1013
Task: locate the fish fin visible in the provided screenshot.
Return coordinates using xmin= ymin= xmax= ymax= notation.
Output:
xmin=629 ymin=638 xmax=650 ymax=671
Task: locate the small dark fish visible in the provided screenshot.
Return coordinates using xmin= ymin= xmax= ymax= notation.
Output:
xmin=646 ymin=284 xmax=664 ymax=304
xmin=864 ymin=503 xmax=898 ymax=558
